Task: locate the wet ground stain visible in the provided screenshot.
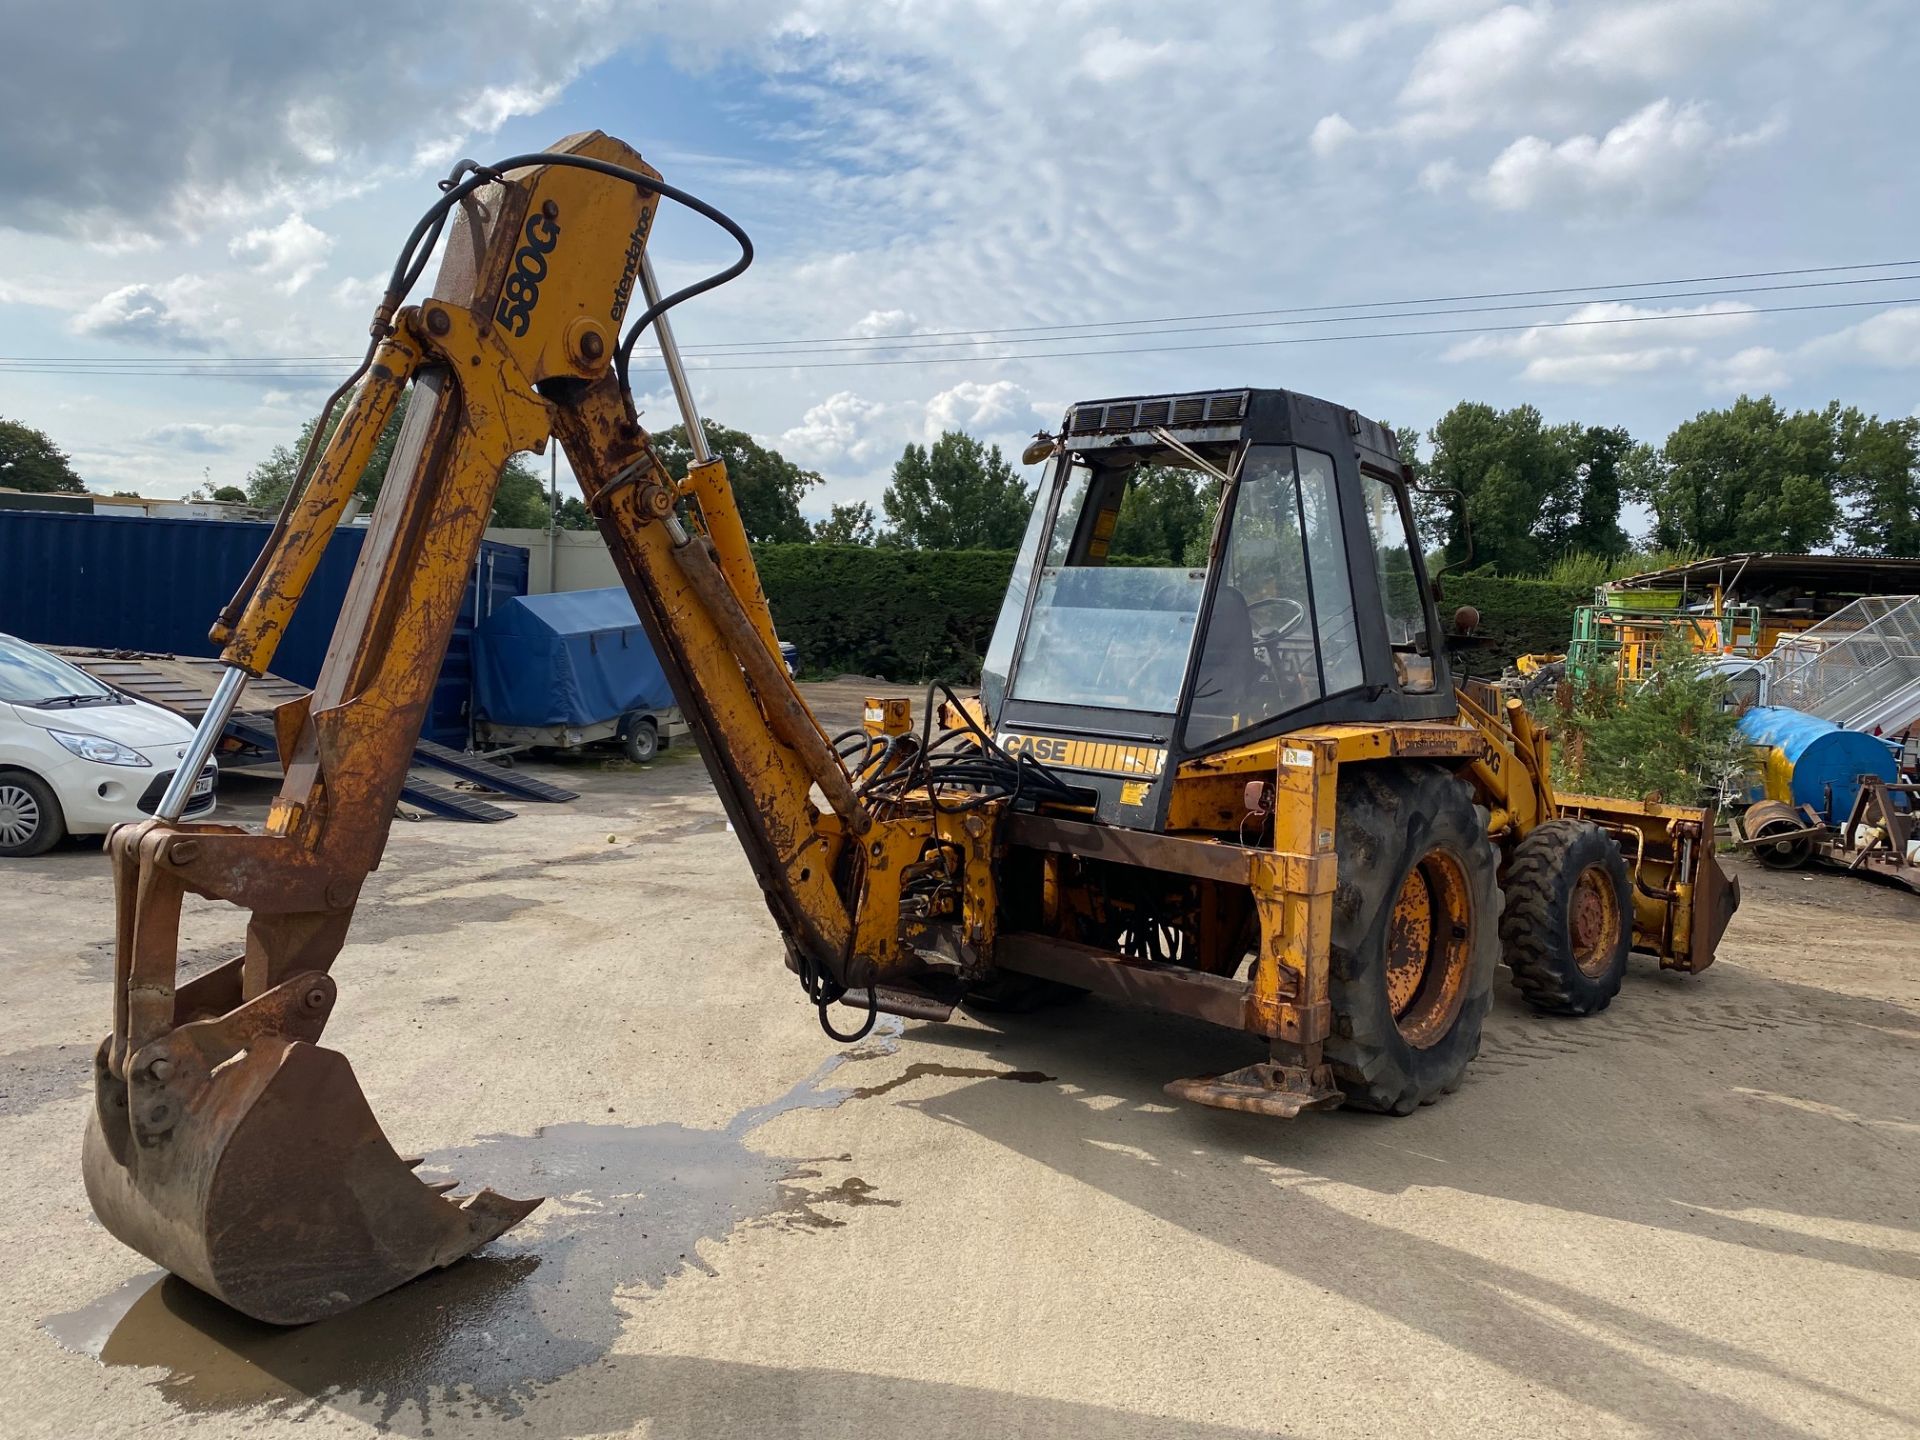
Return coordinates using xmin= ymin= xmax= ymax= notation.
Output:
xmin=44 ymin=1018 xmax=1060 ymax=1432
xmin=0 ymin=1040 xmax=94 ymax=1118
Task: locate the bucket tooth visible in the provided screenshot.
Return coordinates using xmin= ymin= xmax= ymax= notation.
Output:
xmin=82 ymin=972 xmax=541 ymax=1326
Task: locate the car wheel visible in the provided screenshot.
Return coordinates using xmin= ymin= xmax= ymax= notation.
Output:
xmin=622 ymin=717 xmax=659 ymax=764
xmin=0 ymin=772 xmax=67 ymax=858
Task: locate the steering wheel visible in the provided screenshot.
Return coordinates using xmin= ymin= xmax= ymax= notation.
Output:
xmin=1246 ymin=595 xmax=1308 ymax=641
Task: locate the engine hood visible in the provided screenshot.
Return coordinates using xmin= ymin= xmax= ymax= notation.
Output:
xmin=9 ymin=697 xmax=196 ymax=751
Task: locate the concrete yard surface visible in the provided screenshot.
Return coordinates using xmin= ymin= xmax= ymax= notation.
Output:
xmin=1 ymin=728 xmax=1916 ymax=1438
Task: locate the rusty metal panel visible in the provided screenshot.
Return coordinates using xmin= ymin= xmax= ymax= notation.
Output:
xmin=1003 ymin=811 xmax=1257 ymax=884
xmin=996 ymin=931 xmax=1252 ymax=1030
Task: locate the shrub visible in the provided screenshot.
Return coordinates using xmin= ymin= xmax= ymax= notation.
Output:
xmin=1547 ymin=645 xmax=1744 ymax=805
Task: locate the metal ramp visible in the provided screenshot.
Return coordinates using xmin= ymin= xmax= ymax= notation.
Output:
xmin=217 ymin=715 xmax=516 ymax=823
xmin=49 ymin=648 xmax=578 ymax=823
xmin=1768 ymin=596 xmax=1920 ymax=735
xmin=410 ymin=737 xmax=579 ymax=803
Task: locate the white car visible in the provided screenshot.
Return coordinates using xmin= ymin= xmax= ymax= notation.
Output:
xmin=0 ymin=633 xmax=217 ymax=857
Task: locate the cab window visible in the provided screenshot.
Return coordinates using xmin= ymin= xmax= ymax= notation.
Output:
xmin=1007 ymin=458 xmax=1208 ymax=714
xmin=1360 ymin=472 xmax=1436 ymax=693
xmin=1186 ymin=446 xmax=1359 ymax=748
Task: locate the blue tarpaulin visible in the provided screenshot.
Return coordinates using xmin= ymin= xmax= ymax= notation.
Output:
xmin=473 ymin=587 xmax=674 ymax=729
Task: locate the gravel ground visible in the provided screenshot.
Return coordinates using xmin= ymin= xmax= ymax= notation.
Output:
xmin=0 ymin=691 xmax=1915 ymax=1439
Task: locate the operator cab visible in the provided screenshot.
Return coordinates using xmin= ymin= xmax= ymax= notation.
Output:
xmin=982 ymin=386 xmax=1451 ymax=830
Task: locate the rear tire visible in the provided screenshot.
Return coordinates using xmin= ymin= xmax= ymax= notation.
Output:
xmin=621 ymin=717 xmax=659 ymax=764
xmin=0 ymin=771 xmax=66 ymax=858
xmin=1500 ymin=819 xmax=1631 ymax=1016
xmin=1325 ymin=764 xmax=1501 ymax=1115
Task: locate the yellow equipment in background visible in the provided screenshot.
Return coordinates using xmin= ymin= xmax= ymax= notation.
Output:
xmin=82 ymin=132 xmax=1739 ymax=1327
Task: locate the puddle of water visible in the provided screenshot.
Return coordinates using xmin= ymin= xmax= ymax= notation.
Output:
xmin=42 ymin=1015 xmax=1060 ymax=1429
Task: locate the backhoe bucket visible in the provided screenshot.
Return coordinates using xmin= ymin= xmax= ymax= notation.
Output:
xmin=83 ymin=969 xmax=539 ymax=1326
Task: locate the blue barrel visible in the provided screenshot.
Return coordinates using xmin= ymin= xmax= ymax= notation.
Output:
xmin=1738 ymin=705 xmax=1899 ymax=822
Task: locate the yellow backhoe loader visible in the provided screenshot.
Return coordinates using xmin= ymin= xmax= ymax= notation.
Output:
xmin=83 ymin=132 xmax=1739 ymax=1326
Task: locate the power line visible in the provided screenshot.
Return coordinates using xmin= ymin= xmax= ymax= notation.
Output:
xmin=646 ymin=294 xmax=1914 ymax=372
xmin=8 ymin=263 xmax=1917 ymax=369
xmin=0 ymin=287 xmax=1909 ymax=380
xmin=631 ymin=272 xmax=1920 ymax=359
xmin=677 ymin=258 xmax=1920 ymax=349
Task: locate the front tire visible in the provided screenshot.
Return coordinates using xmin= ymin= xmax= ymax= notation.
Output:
xmin=1325 ymin=764 xmax=1501 ymax=1115
xmin=0 ymin=771 xmax=67 ymax=858
xmin=1500 ymin=819 xmax=1631 ymax=1016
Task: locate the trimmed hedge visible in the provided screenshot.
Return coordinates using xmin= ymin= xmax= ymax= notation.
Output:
xmin=1443 ymin=573 xmax=1589 ymax=677
xmin=752 ymin=545 xmax=1584 ymax=683
xmin=752 ymin=544 xmax=1016 ymax=681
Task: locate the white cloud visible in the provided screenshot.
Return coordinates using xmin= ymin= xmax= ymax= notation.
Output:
xmin=1077 ymin=31 xmax=1192 ymax=84
xmin=1711 ymin=346 xmax=1790 ymax=391
xmin=1474 ymin=99 xmax=1780 ymax=213
xmin=779 ymin=390 xmax=901 ymax=467
xmin=1804 ymin=305 xmax=1920 ymax=367
xmin=848 ymin=308 xmax=921 ymax=339
xmin=1446 ymin=300 xmax=1759 ymax=383
xmin=69 ymin=278 xmax=219 ymax=350
xmin=330 ymin=272 xmax=386 ymax=311
xmin=1310 ymin=114 xmax=1360 ymax=158
xmin=1313 ymin=0 xmax=1503 ymax=63
xmin=923 ymin=380 xmax=1034 ymax=440
xmin=1559 ymin=0 xmax=1766 ymax=82
xmin=1397 ymin=3 xmax=1553 ymax=139
xmin=229 ymin=213 xmax=334 ymax=294
xmin=143 ymin=422 xmax=251 ymax=453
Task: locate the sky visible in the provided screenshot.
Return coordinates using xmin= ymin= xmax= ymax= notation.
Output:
xmin=2 ymin=0 xmax=1917 ymax=535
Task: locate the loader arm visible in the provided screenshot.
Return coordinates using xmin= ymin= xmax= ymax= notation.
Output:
xmin=84 ymin=132 xmax=963 ymax=1325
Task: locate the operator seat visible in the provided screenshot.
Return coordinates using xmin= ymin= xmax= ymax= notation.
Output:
xmin=1191 ymin=584 xmax=1260 ymax=740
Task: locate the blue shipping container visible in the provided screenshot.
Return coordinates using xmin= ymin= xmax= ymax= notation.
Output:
xmin=0 ymin=509 xmax=527 ymax=747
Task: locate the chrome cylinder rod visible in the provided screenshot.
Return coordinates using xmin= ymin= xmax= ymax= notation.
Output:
xmin=638 ymin=251 xmax=710 ymax=464
xmin=155 ymin=666 xmax=246 ymax=820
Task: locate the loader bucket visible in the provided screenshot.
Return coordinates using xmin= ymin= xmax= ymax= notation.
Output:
xmin=83 ymin=969 xmax=539 ymax=1326
xmin=1557 ymin=792 xmax=1741 ymax=973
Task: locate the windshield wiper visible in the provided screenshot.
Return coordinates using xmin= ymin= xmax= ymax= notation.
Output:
xmin=38 ymin=693 xmax=111 ymax=707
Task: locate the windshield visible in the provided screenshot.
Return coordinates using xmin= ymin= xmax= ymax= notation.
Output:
xmin=1006 ymin=457 xmax=1211 ymax=713
xmin=0 ymin=635 xmax=118 ymax=707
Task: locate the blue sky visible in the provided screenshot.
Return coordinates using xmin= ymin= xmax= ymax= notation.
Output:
xmin=3 ymin=0 xmax=1918 ymax=531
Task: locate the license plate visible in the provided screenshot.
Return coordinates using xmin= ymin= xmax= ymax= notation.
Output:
xmin=191 ymin=774 xmax=214 ymax=798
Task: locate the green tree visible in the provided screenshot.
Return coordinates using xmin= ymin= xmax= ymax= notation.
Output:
xmin=882 ymin=431 xmax=1034 ymax=550
xmin=554 ymin=495 xmax=596 ymax=531
xmin=813 ymin=500 xmax=878 ymax=545
xmin=1835 ymin=407 xmax=1920 ymax=555
xmin=209 ymin=484 xmax=248 ymax=504
xmin=650 ymin=419 xmax=820 ymax=543
xmin=1635 ymin=396 xmax=1842 ymax=553
xmin=1110 ymin=465 xmax=1216 ymax=564
xmin=245 ymin=389 xmax=548 ymax=526
xmin=490 ymin=459 xmax=553 ymax=528
xmin=1414 ymin=404 xmax=1629 ymax=574
xmin=0 ymin=418 xmax=86 ymax=494
xmin=246 ymin=388 xmax=413 ymax=510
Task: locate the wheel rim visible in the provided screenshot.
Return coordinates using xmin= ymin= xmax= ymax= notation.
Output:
xmin=1385 ymin=848 xmax=1475 ymax=1049
xmin=0 ymin=783 xmax=41 ymax=848
xmin=1569 ymin=863 xmax=1624 ymax=977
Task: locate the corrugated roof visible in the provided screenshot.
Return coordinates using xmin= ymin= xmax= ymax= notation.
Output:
xmin=1610 ymin=552 xmax=1920 ymax=594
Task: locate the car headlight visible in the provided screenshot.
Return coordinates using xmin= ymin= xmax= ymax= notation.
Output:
xmin=49 ymin=729 xmax=152 ymax=767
